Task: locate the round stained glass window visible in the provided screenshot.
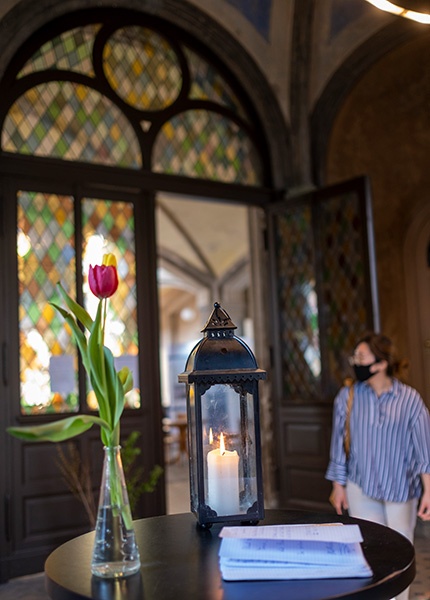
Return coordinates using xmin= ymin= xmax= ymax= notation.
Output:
xmin=103 ymin=26 xmax=182 ymax=111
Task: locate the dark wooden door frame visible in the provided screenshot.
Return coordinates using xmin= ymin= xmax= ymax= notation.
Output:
xmin=0 ymin=154 xmax=279 ymax=581
xmin=0 ymin=169 xmax=166 ymax=579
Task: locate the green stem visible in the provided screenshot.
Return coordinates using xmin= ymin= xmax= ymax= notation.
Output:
xmin=99 ymin=298 xmax=110 ymax=429
xmin=101 ymin=298 xmax=107 ymax=345
xmin=107 ymin=445 xmax=133 ymax=531
xmin=113 ymin=423 xmax=120 ymax=447
xmin=100 ymin=299 xmax=107 ymax=390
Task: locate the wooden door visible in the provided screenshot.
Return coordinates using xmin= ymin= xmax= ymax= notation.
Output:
xmin=0 ymin=176 xmax=165 ymax=581
xmin=267 ymin=176 xmax=379 ymax=510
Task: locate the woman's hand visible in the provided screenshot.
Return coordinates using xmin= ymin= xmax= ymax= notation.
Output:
xmin=418 ymin=473 xmax=430 ymax=521
xmin=329 ymin=481 xmax=349 ymax=515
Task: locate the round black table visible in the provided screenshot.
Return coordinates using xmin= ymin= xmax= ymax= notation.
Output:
xmin=45 ymin=510 xmax=415 ymax=600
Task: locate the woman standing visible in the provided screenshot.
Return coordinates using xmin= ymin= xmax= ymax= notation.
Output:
xmin=326 ymin=332 xmax=430 ymax=600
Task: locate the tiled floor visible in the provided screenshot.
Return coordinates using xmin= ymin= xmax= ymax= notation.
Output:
xmin=0 ymin=461 xmax=429 ymax=599
xmin=412 ymin=525 xmax=430 ymax=600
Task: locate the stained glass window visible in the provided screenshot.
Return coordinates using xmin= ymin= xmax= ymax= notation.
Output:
xmin=82 ymin=198 xmax=140 ymax=409
xmin=17 ymin=191 xmax=140 ymax=414
xmin=18 ymin=25 xmax=100 ymax=78
xmin=3 ymin=82 xmax=142 ymax=167
xmin=1 ymin=18 xmax=264 ymax=185
xmin=184 ymin=46 xmax=248 ymax=122
xmin=8 ymin=13 xmax=266 ymax=411
xmin=17 ymin=191 xmax=78 ymax=415
xmin=274 ymin=204 xmax=321 ymax=400
xmin=103 ymin=27 xmax=182 ymax=111
xmin=153 ymin=110 xmax=261 ymax=184
xmin=319 ymin=191 xmax=368 ymax=387
xmin=273 ymin=185 xmax=373 ymax=402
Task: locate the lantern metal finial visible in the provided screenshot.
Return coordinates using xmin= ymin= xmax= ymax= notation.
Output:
xmin=202 ymin=302 xmax=236 ymax=334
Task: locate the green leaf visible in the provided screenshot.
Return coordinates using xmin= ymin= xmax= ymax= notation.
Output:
xmin=7 ymin=415 xmax=110 ymax=443
xmin=103 ymin=347 xmax=125 ymax=428
xmin=87 ymin=301 xmax=107 ymax=414
xmin=118 ymin=366 xmax=134 ymax=395
xmin=57 ymin=282 xmax=93 ymax=331
xmin=50 ymin=302 xmax=91 ymax=375
xmin=89 ymin=373 xmax=109 ymax=424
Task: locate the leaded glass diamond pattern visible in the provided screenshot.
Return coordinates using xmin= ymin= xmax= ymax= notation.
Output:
xmin=17 ymin=191 xmax=78 ymax=414
xmin=2 ymin=82 xmax=142 ymax=167
xmin=153 ymin=110 xmax=262 ymax=184
xmin=184 ymin=46 xmax=248 ymax=122
xmin=18 ymin=25 xmax=100 ymax=78
xmin=103 ymin=27 xmax=181 ymax=111
xmin=275 ymin=205 xmax=321 ymax=400
xmin=319 ymin=192 xmax=368 ymax=386
xmin=4 ymin=20 xmax=264 ymax=185
xmin=82 ymin=198 xmax=140 ymax=409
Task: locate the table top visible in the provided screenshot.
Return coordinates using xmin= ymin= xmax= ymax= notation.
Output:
xmin=45 ymin=509 xmax=415 ymax=600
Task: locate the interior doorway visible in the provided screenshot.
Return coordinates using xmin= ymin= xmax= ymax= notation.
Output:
xmin=155 ymin=192 xmax=254 ymax=513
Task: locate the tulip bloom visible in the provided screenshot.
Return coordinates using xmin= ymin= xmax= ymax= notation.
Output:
xmin=89 ymin=253 xmax=119 ymax=299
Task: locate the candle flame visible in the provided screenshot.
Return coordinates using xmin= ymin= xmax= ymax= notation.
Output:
xmin=220 ymin=432 xmax=225 ymax=455
xmin=209 ymin=427 xmax=213 ymax=444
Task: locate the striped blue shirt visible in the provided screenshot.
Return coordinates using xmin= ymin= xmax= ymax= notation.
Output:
xmin=326 ymin=378 xmax=430 ymax=502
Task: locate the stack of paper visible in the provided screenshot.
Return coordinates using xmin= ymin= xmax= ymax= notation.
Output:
xmin=218 ymin=523 xmax=373 ymax=581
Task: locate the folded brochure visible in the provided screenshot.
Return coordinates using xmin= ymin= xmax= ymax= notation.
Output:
xmin=218 ymin=523 xmax=373 ymax=581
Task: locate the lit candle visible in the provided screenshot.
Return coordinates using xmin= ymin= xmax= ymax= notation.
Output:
xmin=207 ymin=432 xmax=240 ymax=515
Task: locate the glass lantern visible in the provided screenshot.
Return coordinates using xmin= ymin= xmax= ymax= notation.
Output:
xmin=178 ymin=302 xmax=266 ymax=527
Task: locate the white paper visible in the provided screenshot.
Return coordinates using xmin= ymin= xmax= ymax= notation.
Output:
xmin=218 ymin=524 xmax=372 ymax=581
xmin=219 ymin=562 xmax=372 ymax=581
xmin=220 ymin=538 xmax=367 ymax=566
xmin=219 ymin=523 xmax=363 ymax=543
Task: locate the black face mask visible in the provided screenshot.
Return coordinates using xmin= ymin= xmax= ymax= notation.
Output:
xmin=353 ymin=361 xmax=379 ymax=382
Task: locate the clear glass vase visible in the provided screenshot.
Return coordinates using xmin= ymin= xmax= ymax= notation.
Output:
xmin=91 ymin=445 xmax=141 ymax=578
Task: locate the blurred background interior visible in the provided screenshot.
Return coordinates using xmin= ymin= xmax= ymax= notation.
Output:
xmin=0 ymin=0 xmax=430 ymax=591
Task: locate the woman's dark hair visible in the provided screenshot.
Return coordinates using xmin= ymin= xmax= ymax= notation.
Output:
xmin=355 ymin=331 xmax=399 ymax=377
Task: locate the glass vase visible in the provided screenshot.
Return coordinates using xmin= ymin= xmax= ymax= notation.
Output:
xmin=91 ymin=445 xmax=141 ymax=578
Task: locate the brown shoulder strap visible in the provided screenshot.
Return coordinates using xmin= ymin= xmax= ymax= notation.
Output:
xmin=344 ymin=383 xmax=354 ymax=458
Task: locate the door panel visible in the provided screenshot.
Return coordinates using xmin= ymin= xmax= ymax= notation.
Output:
xmin=1 ymin=178 xmax=165 ymax=580
xmin=268 ymin=176 xmax=379 ymax=510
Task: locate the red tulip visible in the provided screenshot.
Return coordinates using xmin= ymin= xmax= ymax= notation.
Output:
xmin=89 ymin=254 xmax=118 ymax=298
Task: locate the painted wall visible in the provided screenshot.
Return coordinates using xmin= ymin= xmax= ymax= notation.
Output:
xmin=326 ymin=31 xmax=430 ymax=398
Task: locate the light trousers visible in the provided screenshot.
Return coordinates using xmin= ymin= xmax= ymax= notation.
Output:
xmin=346 ymin=480 xmax=418 ymax=600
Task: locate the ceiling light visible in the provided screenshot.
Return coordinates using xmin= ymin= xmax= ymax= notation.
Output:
xmin=364 ymin=0 xmax=430 ymax=23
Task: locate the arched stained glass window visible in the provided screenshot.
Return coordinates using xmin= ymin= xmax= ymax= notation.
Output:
xmin=1 ymin=13 xmax=265 ymax=185
xmin=4 ymin=82 xmax=141 ymax=166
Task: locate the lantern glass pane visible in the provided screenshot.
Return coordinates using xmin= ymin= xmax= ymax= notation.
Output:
xmin=201 ymin=383 xmax=257 ymax=517
xmin=187 ymin=383 xmax=199 ymax=513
